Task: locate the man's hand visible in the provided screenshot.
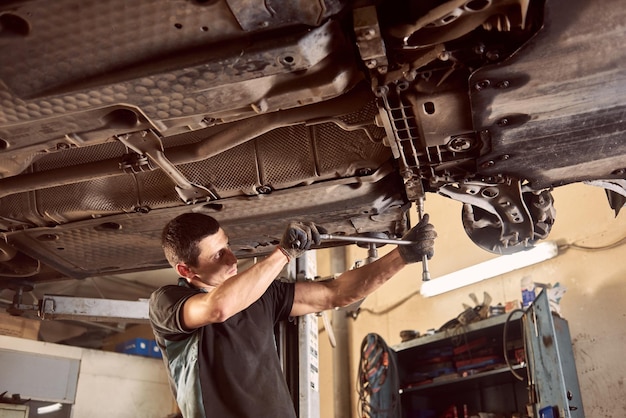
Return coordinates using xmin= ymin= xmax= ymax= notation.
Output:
xmin=398 ymin=214 xmax=437 ymax=264
xmin=280 ymin=222 xmax=323 ymax=259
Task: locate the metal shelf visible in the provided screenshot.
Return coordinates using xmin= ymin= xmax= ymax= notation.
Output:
xmin=399 ymin=364 xmax=526 ymax=395
xmin=393 ymin=311 xmax=524 ymax=353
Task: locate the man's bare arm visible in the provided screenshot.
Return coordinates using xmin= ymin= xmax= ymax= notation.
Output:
xmin=182 ymin=249 xmax=288 ymax=328
xmin=290 ymin=249 xmax=407 ymax=317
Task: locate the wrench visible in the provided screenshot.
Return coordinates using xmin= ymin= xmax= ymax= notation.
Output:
xmin=318 ymin=234 xmax=414 ymax=246
xmin=319 ymin=219 xmax=432 ymax=282
xmin=291 ymin=206 xmax=432 ymax=282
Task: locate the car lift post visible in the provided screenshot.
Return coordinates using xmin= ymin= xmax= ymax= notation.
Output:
xmin=278 ymin=250 xmax=322 ymax=418
xmin=294 ymin=251 xmax=321 ymax=418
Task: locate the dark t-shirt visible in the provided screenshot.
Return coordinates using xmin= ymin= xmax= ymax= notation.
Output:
xmin=149 ymin=279 xmax=296 ymax=418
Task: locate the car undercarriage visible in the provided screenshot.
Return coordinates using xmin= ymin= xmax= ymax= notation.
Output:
xmin=0 ymin=0 xmax=625 ymax=292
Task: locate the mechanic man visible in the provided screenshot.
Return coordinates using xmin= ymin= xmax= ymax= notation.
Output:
xmin=149 ymin=212 xmax=436 ymax=418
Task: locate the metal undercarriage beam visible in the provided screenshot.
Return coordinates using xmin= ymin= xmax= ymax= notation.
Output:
xmin=39 ymin=295 xmax=149 ymax=323
xmin=6 ymin=287 xmax=149 ymax=324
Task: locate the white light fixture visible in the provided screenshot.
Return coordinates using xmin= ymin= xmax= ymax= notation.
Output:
xmin=420 ymin=241 xmax=559 ymax=297
xmin=37 ymin=403 xmax=63 ymax=415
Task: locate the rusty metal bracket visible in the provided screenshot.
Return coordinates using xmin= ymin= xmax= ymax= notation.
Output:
xmin=353 ymin=6 xmax=388 ymax=75
xmin=117 ymin=130 xmax=217 ymax=203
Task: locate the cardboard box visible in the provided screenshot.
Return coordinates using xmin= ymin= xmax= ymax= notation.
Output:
xmin=0 ymin=312 xmax=40 ymax=340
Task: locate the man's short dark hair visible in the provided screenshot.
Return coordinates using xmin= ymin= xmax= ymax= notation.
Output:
xmin=161 ymin=213 xmax=220 ymax=268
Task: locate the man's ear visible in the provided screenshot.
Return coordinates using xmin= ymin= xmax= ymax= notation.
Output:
xmin=176 ymin=263 xmax=194 ymax=279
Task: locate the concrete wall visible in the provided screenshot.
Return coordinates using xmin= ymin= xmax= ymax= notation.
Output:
xmin=317 ymin=182 xmax=626 ymax=418
xmin=0 ymin=336 xmax=175 ymax=418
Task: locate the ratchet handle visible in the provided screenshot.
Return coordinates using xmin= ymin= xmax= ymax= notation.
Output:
xmin=318 ymin=233 xmax=414 ymax=246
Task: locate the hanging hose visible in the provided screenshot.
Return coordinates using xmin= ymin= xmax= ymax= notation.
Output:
xmin=357 ymin=333 xmax=401 ymax=418
xmin=503 ymin=308 xmax=527 ymax=381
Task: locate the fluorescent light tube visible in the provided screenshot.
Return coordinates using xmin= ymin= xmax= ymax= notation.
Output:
xmin=420 ymin=241 xmax=559 ymax=297
xmin=37 ymin=403 xmax=63 ymax=415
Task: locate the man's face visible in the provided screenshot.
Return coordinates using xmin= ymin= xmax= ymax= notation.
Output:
xmin=185 ymin=227 xmax=238 ymax=288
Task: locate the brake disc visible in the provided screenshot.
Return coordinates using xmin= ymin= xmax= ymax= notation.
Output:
xmin=440 ymin=178 xmax=555 ymax=254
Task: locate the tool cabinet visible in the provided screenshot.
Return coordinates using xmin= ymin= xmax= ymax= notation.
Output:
xmin=393 ymin=290 xmax=584 ymax=417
